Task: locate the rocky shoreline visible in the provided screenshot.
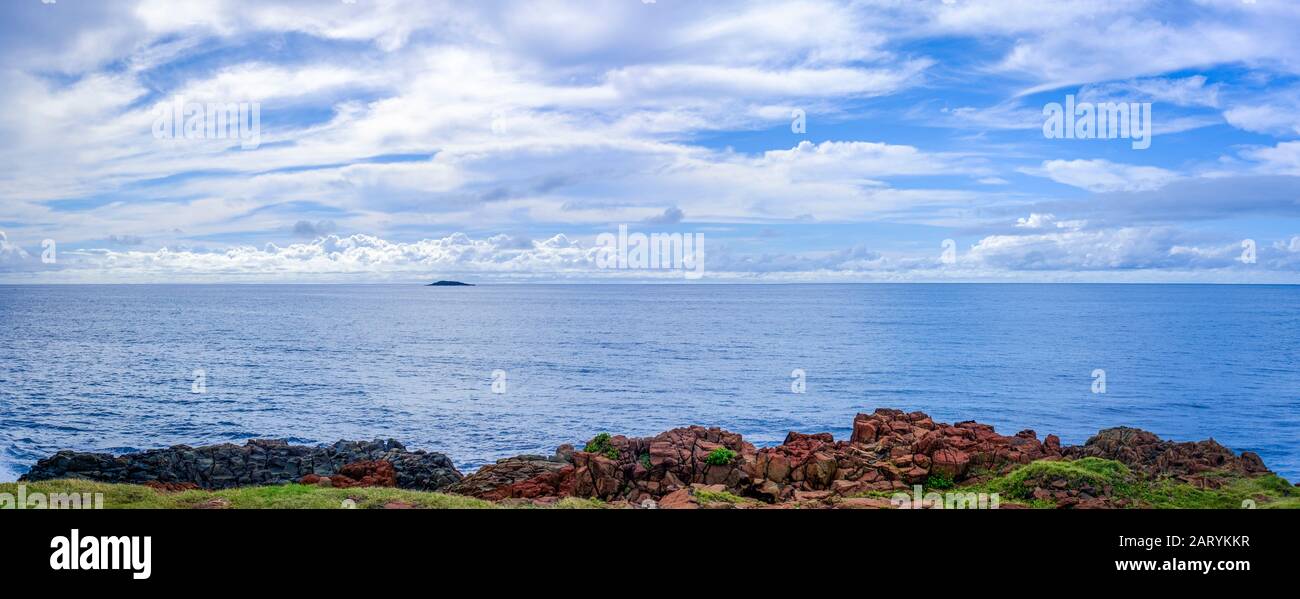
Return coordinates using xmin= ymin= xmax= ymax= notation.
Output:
xmin=19 ymin=408 xmax=1285 ymax=509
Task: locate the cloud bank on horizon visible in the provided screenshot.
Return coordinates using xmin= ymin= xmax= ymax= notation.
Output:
xmin=3 ymin=0 xmax=1300 ymax=282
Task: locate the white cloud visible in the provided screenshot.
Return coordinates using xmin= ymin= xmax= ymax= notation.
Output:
xmin=1241 ymin=141 xmax=1300 ymax=175
xmin=1014 ymin=213 xmax=1085 ymax=230
xmin=966 ymin=226 xmax=1232 ymax=271
xmin=1224 ymin=101 xmax=1300 ymax=136
xmin=0 ymin=231 xmax=33 ymax=265
xmin=4 ymin=0 xmax=1300 ymax=283
xmin=1078 ymin=75 xmax=1222 ymax=108
xmin=1027 ymin=159 xmax=1180 ymax=193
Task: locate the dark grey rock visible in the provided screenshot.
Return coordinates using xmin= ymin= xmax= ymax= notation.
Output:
xmin=19 ymin=439 xmax=463 ymax=491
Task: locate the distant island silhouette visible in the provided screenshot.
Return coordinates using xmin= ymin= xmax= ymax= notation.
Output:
xmin=426 ymin=280 xmax=474 ymax=286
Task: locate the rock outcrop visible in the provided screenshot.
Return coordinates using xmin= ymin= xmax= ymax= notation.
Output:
xmin=442 ymin=408 xmax=1274 ymax=508
xmin=1063 ymin=427 xmax=1270 ymax=480
xmin=20 ymin=439 xmax=462 ymax=491
xmin=446 ymin=426 xmax=757 ymax=504
xmin=19 ymin=408 xmax=1277 ymax=510
xmin=563 ymin=426 xmax=756 ymax=504
xmin=746 ymin=408 xmax=1063 ymax=501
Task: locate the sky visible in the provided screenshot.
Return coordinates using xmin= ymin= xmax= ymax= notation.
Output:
xmin=2 ymin=0 xmax=1300 ymax=283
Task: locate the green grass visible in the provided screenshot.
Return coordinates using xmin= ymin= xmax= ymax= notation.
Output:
xmin=1136 ymin=472 xmax=1300 ymax=509
xmin=0 ymin=480 xmax=604 ymax=509
xmin=694 ymin=489 xmax=755 ymax=504
xmin=986 ymin=457 xmax=1134 ymax=500
xmin=965 ymin=458 xmax=1300 ymax=509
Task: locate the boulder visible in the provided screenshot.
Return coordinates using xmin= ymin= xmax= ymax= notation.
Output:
xmin=658 ymin=488 xmax=698 ymax=509
xmin=447 ymin=455 xmax=574 ymax=500
xmin=930 ymin=449 xmax=970 ymax=479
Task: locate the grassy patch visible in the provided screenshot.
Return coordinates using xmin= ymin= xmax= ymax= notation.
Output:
xmin=0 ymin=480 xmax=604 ymax=509
xmin=925 ymin=473 xmax=955 ymax=490
xmin=964 ymin=458 xmax=1299 ymax=509
xmin=694 ymin=489 xmax=754 ymax=504
xmin=1136 ymin=473 xmax=1300 ymax=509
xmin=987 ymin=457 xmax=1134 ymax=500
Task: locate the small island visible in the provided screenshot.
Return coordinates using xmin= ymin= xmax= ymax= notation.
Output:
xmin=426 ymin=280 xmax=474 ymax=286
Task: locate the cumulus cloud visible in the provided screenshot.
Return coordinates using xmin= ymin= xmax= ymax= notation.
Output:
xmin=1242 ymin=142 xmax=1300 ymax=175
xmin=71 ymin=233 xmax=600 ymax=279
xmin=1014 ymin=213 xmax=1085 ymax=230
xmin=3 ymin=1 xmax=1300 ymax=283
xmin=0 ymin=226 xmax=1287 ymax=284
xmin=966 ymin=226 xmax=1243 ymax=271
xmin=1225 ymin=103 xmax=1300 ymax=136
xmin=0 ymin=231 xmax=32 ymax=265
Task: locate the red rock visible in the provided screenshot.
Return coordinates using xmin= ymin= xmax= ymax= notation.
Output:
xmin=834 ymin=497 xmax=894 ymax=509
xmin=930 ymin=449 xmax=971 ymax=479
xmin=145 ymin=481 xmax=199 ymax=493
xmin=911 ymin=430 xmax=945 ymax=454
xmin=659 ymin=488 xmax=698 ymax=509
xmin=784 ymin=431 xmax=833 ymax=444
xmin=761 ymin=453 xmax=792 ymax=483
xmin=439 ymin=407 xmax=1276 ymax=510
xmin=850 ymin=417 xmax=877 ymax=444
xmin=804 ymin=453 xmax=838 ymax=487
xmin=447 ymin=456 xmax=573 ymax=500
xmin=338 ymin=460 xmax=398 ymax=488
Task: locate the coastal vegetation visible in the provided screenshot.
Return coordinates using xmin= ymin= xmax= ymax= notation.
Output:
xmin=954 ymin=458 xmax=1299 ymax=509
xmin=0 ymin=480 xmax=603 ymax=509
xmin=583 ymin=432 xmax=620 ymax=460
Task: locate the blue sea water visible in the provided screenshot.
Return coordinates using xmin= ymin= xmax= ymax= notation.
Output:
xmin=1 ymin=284 xmax=1297 ymax=482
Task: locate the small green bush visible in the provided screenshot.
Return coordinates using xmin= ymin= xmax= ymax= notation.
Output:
xmin=584 ymin=432 xmax=620 ymax=460
xmin=926 ymin=473 xmax=955 ymax=490
xmin=639 ymin=453 xmax=652 ymax=469
xmin=705 ymin=447 xmax=737 ymax=466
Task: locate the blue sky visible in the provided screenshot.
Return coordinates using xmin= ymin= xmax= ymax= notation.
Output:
xmin=2 ymin=0 xmax=1300 ymax=282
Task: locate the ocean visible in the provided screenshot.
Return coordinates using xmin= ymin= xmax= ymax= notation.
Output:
xmin=2 ymin=283 xmax=1297 ymax=481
